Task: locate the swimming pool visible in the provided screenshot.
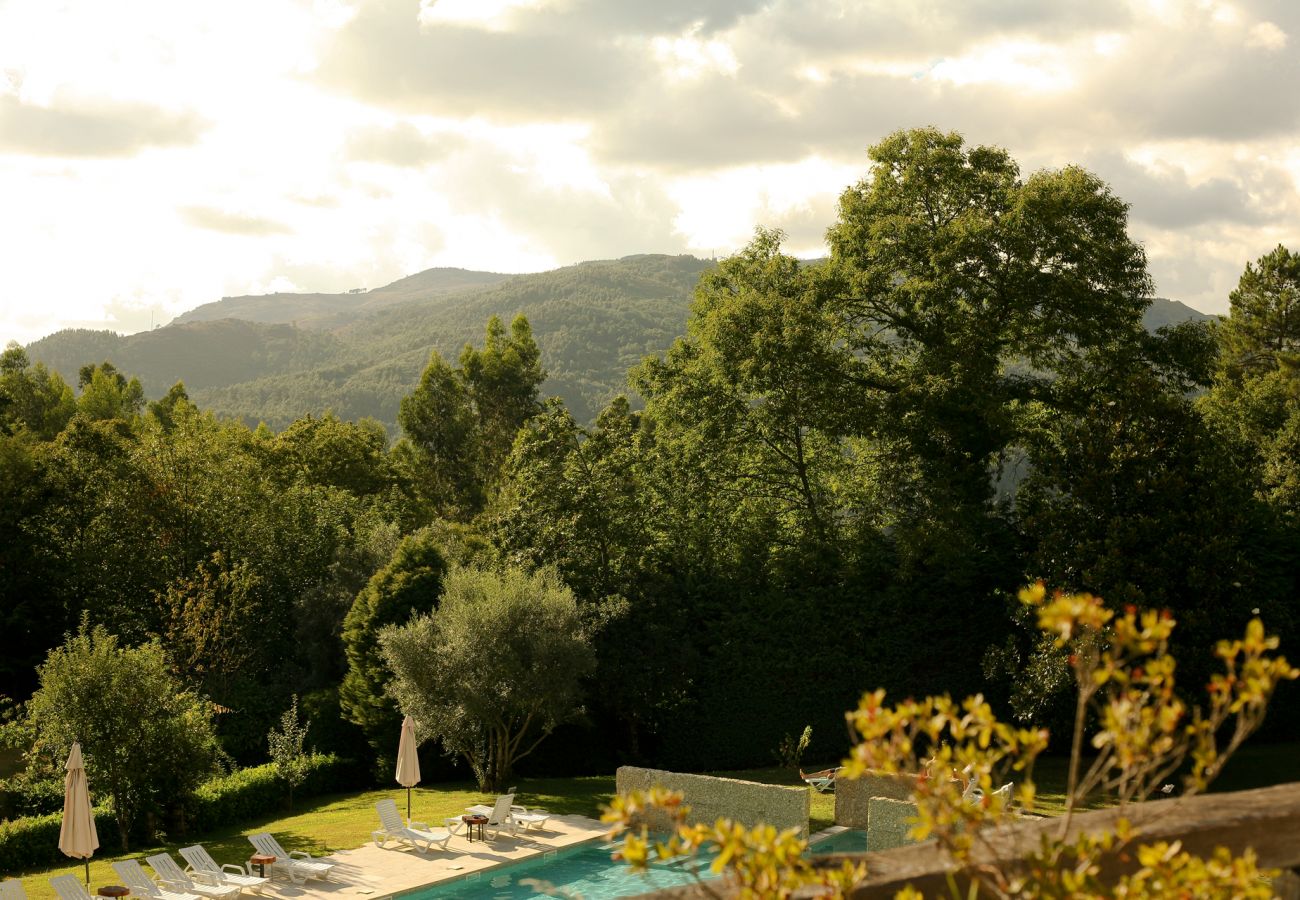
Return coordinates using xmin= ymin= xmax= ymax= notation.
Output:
xmin=403 ymin=841 xmax=718 ymax=899
xmin=808 ymin=829 xmax=869 ymax=854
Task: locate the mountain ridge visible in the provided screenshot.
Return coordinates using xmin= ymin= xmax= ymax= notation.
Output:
xmin=24 ymin=256 xmax=1215 ymax=431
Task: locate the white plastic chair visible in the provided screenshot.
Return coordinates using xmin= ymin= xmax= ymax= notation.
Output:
xmin=112 ymin=860 xmax=200 ymax=900
xmin=247 ymin=833 xmax=335 ymax=882
xmin=178 ymin=846 xmax=267 ymax=894
xmin=373 ymin=798 xmax=452 ymax=853
xmin=146 ymin=853 xmax=240 ymax=899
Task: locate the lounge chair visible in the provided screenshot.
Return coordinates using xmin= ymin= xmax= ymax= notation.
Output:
xmin=146 ymin=854 xmax=240 ymax=900
xmin=800 ymin=768 xmax=839 ymax=793
xmin=112 ymin=860 xmax=201 ymax=900
xmin=1 ymin=880 xmax=27 ymax=900
xmin=510 ymin=808 xmax=552 ymax=833
xmin=49 ymin=876 xmax=92 ymax=900
xmin=247 ymin=833 xmax=335 ymax=883
xmin=178 ymin=846 xmax=267 ymax=894
xmin=459 ymin=793 xmax=518 ymax=839
xmin=372 ymin=798 xmax=452 ymax=853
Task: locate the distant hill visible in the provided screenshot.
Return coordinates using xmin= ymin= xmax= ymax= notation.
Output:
xmin=174 ymin=267 xmax=513 ymax=330
xmin=1143 ymin=297 xmax=1216 ymax=331
xmin=25 ymin=261 xmax=1216 ymax=433
xmin=28 ymin=255 xmax=714 ymax=429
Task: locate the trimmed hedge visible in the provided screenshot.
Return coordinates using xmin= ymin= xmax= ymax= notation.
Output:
xmin=0 ymin=806 xmax=117 ymax=874
xmin=0 ymin=754 xmax=363 ymax=876
xmin=185 ymin=753 xmax=362 ymax=833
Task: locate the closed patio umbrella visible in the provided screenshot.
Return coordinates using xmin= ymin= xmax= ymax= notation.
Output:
xmin=58 ymin=742 xmax=99 ymax=887
xmin=395 ymin=716 xmax=421 ymax=821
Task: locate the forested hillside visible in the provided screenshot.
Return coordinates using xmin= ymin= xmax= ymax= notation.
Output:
xmin=26 ymin=255 xmax=714 ymax=429
xmin=174 ymin=266 xmax=514 ymax=329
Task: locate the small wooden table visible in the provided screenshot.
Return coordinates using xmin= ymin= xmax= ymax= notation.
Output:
xmin=98 ymin=888 xmax=129 ymax=899
xmin=461 ymin=814 xmax=488 ymax=842
xmin=248 ymin=854 xmax=276 ymax=879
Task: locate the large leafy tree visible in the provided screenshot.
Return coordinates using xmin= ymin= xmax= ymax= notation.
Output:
xmin=24 ymin=623 xmax=219 ymax=849
xmin=379 ymin=565 xmax=594 ymax=791
xmin=826 ymin=127 xmax=1152 ymax=516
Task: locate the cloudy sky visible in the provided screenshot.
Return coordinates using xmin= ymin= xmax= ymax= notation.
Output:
xmin=3 ymin=0 xmax=1299 ymax=344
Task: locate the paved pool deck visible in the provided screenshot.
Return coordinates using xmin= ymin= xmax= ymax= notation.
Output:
xmin=247 ymin=815 xmax=608 ymax=900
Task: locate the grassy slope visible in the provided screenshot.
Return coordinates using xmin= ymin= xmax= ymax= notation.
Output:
xmin=9 ymin=744 xmax=1297 ymax=899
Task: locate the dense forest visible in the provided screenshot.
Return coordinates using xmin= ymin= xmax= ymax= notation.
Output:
xmin=2 ymin=128 xmax=1298 ymax=845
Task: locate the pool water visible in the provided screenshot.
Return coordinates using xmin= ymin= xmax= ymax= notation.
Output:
xmin=808 ymin=829 xmax=869 ymax=854
xmin=405 ymin=841 xmax=718 ymax=899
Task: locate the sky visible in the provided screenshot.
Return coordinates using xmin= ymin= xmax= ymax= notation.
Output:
xmin=3 ymin=0 xmax=1300 ymax=345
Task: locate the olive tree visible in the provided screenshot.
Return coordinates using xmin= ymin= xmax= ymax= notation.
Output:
xmin=25 ymin=622 xmax=218 ymax=849
xmin=378 ymin=565 xmax=595 ymax=791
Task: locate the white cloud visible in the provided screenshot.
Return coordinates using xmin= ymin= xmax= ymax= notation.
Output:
xmin=1246 ymin=21 xmax=1288 ymax=50
xmin=3 ymin=0 xmax=1300 ymax=347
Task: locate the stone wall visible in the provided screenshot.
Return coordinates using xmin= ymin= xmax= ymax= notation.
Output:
xmin=834 ymin=771 xmax=914 ymax=828
xmin=866 ymin=797 xmax=926 ymax=852
xmin=615 ymin=766 xmax=810 ymax=839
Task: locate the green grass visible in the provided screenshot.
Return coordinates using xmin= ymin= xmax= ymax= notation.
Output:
xmin=8 ymin=777 xmax=616 ymax=900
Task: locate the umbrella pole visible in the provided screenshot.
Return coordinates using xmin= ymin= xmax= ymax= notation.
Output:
xmin=406 ymin=786 xmax=411 ymax=821
xmin=84 ymin=859 xmax=90 ymax=888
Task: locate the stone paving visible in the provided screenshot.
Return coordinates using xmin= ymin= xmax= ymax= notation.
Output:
xmin=242 ymin=814 xmax=608 ymax=900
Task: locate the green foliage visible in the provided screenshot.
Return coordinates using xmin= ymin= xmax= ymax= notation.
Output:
xmin=399 ymin=314 xmax=544 ymax=518
xmin=773 ymin=726 xmax=812 ymax=772
xmin=0 ymin=807 xmax=117 ymax=874
xmin=184 ymin=753 xmax=359 ymax=834
xmin=1217 ymin=244 xmax=1300 ymax=380
xmin=267 ymin=696 xmax=311 ymax=811
xmin=378 ymin=565 xmax=596 ymax=791
xmin=24 ymin=622 xmax=219 ymax=849
xmin=0 ymin=342 xmax=76 ymax=439
xmin=339 ymin=528 xmax=449 ymax=771
xmin=76 ymin=362 xmax=145 ymax=421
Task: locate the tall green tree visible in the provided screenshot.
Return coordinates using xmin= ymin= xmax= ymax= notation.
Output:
xmin=0 ymin=343 xmax=76 ymax=438
xmin=339 ymin=528 xmax=448 ymax=771
xmin=826 ymin=127 xmax=1152 ymax=519
xmin=77 ymin=362 xmax=144 ymax=422
xmin=399 ymin=315 xmax=544 ymax=519
xmin=379 ymin=565 xmax=594 ymax=791
xmin=1217 ymin=244 xmax=1300 ymax=380
xmin=25 ymin=623 xmax=218 ymax=849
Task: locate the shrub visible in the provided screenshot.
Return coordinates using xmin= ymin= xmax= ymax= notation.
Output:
xmin=0 ymin=807 xmax=116 ymax=873
xmin=185 ymin=753 xmax=360 ymax=834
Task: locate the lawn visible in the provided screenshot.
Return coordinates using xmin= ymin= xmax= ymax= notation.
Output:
xmin=9 ymin=777 xmax=615 ymax=900
xmin=7 ymin=743 xmax=1297 ymax=900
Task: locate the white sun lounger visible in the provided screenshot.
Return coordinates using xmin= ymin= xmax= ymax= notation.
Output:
xmin=178 ymin=846 xmax=268 ymax=894
xmin=460 ymin=794 xmax=520 ymax=839
xmin=49 ymin=876 xmax=93 ymax=900
xmin=373 ymin=798 xmax=453 ymax=853
xmin=112 ymin=860 xmax=201 ymax=900
xmin=146 ymin=853 xmax=240 ymax=900
xmin=1 ymin=880 xmax=28 ymax=900
xmin=247 ymin=833 xmax=335 ymax=883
